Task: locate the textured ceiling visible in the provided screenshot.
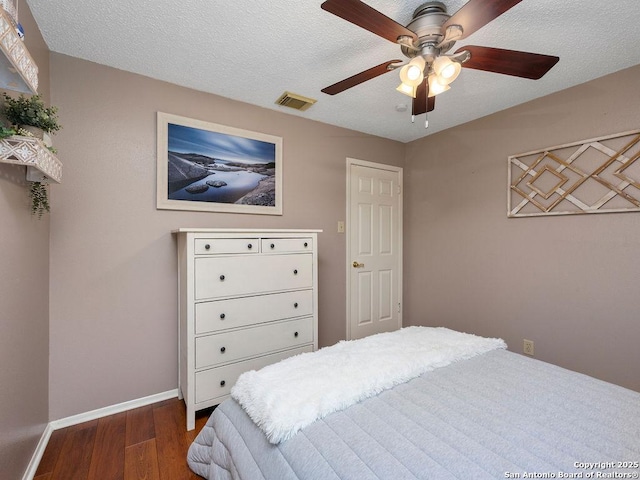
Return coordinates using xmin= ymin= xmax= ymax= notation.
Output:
xmin=26 ymin=0 xmax=640 ymax=143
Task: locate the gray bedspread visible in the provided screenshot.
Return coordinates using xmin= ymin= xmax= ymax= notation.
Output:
xmin=188 ymin=349 xmax=640 ymax=479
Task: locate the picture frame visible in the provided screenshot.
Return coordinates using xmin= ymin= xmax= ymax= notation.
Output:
xmin=156 ymin=112 xmax=282 ymax=215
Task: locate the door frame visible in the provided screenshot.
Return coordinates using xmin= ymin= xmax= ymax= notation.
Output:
xmin=345 ymin=158 xmax=403 ymax=340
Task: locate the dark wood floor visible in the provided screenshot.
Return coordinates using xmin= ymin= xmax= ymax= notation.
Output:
xmin=34 ymin=398 xmax=213 ymax=480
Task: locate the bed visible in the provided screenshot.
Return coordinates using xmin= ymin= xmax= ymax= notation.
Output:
xmin=187 ymin=327 xmax=640 ymax=480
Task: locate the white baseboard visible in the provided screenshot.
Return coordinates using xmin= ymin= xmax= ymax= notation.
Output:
xmin=49 ymin=389 xmax=179 ymax=430
xmin=21 ymin=423 xmax=54 ymax=480
xmin=22 ymin=389 xmax=179 ymax=480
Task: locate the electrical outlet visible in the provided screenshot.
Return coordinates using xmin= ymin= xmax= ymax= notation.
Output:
xmin=523 ymin=339 xmax=534 ymax=356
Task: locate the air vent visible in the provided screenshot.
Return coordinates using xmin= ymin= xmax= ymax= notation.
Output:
xmin=275 ymin=91 xmax=317 ymax=111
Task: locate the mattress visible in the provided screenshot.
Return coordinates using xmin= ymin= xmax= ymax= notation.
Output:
xmin=188 ymin=348 xmax=640 ymax=480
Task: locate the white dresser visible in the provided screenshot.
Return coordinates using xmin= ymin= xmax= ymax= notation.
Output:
xmin=174 ymin=228 xmax=321 ymax=430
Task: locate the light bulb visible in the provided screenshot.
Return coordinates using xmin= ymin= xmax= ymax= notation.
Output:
xmin=406 ymin=64 xmax=422 ymax=81
xmin=398 ymin=56 xmax=425 ymax=87
xmin=399 ymin=65 xmax=424 ymax=87
xmin=432 ymin=56 xmax=461 ymax=85
xmin=441 ymin=63 xmax=457 ymax=79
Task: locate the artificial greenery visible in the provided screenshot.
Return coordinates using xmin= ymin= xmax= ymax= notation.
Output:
xmin=2 ymin=93 xmax=61 ymax=133
xmin=0 ymin=94 xmax=61 ymax=218
xmin=0 ymin=124 xmax=16 ymax=139
xmin=29 ymin=181 xmax=50 ymax=218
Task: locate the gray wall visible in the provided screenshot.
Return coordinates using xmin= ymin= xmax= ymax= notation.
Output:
xmin=0 ymin=3 xmax=51 ymax=479
xmin=404 ymin=64 xmax=640 ymax=392
xmin=48 ymin=53 xmax=405 ymax=420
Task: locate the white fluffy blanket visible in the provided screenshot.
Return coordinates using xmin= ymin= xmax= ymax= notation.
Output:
xmin=231 ymin=326 xmax=506 ymax=444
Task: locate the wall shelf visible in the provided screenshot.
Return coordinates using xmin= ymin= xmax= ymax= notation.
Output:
xmin=0 ymin=135 xmax=62 ymax=183
xmin=0 ymin=8 xmax=38 ymax=93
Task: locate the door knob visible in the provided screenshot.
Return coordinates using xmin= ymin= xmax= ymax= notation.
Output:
xmin=352 ymin=261 xmax=365 ymax=268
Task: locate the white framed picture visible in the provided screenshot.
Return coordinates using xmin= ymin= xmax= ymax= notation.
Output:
xmin=157 ymin=112 xmax=282 ymax=215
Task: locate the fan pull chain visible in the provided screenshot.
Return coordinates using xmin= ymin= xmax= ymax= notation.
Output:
xmin=409 ymin=114 xmax=428 ymax=128
xmin=425 ymin=92 xmax=429 ymax=129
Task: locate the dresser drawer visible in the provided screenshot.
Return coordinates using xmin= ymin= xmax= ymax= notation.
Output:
xmin=261 ymin=237 xmax=313 ymax=253
xmin=195 ymin=317 xmax=313 ymax=369
xmin=195 ymin=345 xmax=313 ymax=404
xmin=194 ymin=254 xmax=313 ymax=300
xmin=194 ymin=238 xmax=259 ymax=255
xmin=196 ymin=290 xmax=314 ymax=334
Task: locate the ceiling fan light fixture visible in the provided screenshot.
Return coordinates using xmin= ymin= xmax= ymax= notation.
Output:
xmin=408 ymin=55 xmax=426 ymax=70
xmin=396 ymin=81 xmax=417 ymax=98
xmin=427 ymin=74 xmax=450 ymax=97
xmin=407 ymin=65 xmax=423 ymax=81
xmin=399 ymin=63 xmax=424 ymax=87
xmin=433 ymin=56 xmax=461 ymax=84
xmin=320 ymin=0 xmax=560 ymax=123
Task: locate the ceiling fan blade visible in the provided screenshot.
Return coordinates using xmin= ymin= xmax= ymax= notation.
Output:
xmin=411 ymin=80 xmax=435 ymax=116
xmin=457 ymin=45 xmax=559 ymax=79
xmin=321 ymin=0 xmax=418 ymax=45
xmin=443 ymin=0 xmax=524 ymax=40
xmin=322 ymin=60 xmax=402 ymax=95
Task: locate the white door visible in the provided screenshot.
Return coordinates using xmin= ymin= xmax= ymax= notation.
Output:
xmin=347 ymin=159 xmax=402 ymax=340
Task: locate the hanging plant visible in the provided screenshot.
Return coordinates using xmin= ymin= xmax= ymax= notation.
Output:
xmin=29 ymin=181 xmax=50 ymax=218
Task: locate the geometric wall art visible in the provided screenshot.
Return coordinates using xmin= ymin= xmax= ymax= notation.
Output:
xmin=508 ymin=129 xmax=640 ymax=217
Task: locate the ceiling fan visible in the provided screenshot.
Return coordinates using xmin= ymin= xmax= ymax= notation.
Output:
xmin=320 ymin=0 xmax=559 ymax=124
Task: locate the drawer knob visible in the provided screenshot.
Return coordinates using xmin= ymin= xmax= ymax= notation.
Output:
xmin=220 ymin=347 xmax=226 ymax=353
xmin=219 ymin=275 xmax=225 ymax=281
xmin=220 ymin=313 xmax=226 ymax=319
xmin=293 ymin=269 xmax=298 ymax=275
xmin=294 ymin=302 xmax=298 ymax=308
xmin=205 ymin=244 xmax=211 ymax=250
xmin=220 ymin=380 xmax=226 ymax=387
xmin=270 ymin=243 xmax=275 ymax=249
xmin=294 ymin=331 xmax=299 ymax=338
xmin=304 ymin=242 xmax=308 ymax=247
xmin=247 ymin=243 xmax=253 ymax=249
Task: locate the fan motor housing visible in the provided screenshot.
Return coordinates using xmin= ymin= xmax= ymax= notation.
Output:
xmin=402 ymin=1 xmax=453 ymax=58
